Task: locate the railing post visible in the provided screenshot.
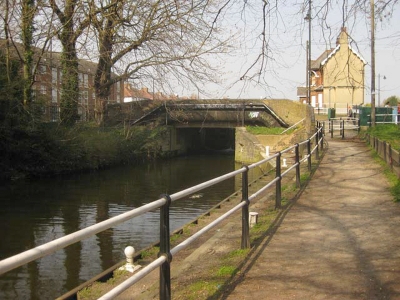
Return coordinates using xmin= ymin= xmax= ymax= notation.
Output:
xmin=275 ymin=153 xmax=282 ymax=209
xmin=295 ymin=144 xmax=300 ymax=188
xmin=159 ymin=194 xmax=172 ymax=300
xmin=358 ymin=118 xmax=361 ymax=133
xmin=389 ymin=143 xmax=393 ymax=171
xmin=330 ymin=120 xmax=333 ymax=138
xmin=320 ymin=124 xmax=324 ymax=150
xmin=384 ymin=141 xmax=387 ymax=162
xmin=341 ymin=119 xmax=345 ymax=139
xmin=241 ymin=166 xmax=250 ymax=249
xmin=315 ymin=128 xmax=319 ymax=160
xmin=307 ymin=139 xmax=311 ymax=172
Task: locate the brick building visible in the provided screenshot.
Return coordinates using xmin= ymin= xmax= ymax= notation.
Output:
xmin=1 ymin=40 xmax=124 ymax=122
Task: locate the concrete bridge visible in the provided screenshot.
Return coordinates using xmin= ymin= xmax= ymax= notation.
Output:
xmin=108 ymin=99 xmax=315 ymax=163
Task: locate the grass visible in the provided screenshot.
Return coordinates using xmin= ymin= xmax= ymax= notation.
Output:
xmin=246 ymin=126 xmax=294 ymax=135
xmin=139 ymin=246 xmax=159 ymax=260
xmin=366 ymin=124 xmax=400 ymax=151
xmin=364 ymin=124 xmax=400 ymax=202
xmin=371 ymin=151 xmax=400 ymax=202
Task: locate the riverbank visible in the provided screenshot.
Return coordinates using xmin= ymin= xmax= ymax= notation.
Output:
xmin=0 ymin=123 xmax=168 ymax=181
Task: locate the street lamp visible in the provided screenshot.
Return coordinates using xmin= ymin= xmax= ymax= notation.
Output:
xmin=378 ymin=74 xmax=386 ymax=107
xmin=304 ymin=0 xmax=312 ymax=105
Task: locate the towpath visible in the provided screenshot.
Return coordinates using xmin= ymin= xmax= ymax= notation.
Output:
xmin=224 ymin=138 xmax=400 ymax=299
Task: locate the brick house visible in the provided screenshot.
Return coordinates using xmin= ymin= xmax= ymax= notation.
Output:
xmin=1 ymin=40 xmax=124 ymax=122
xmin=298 ymin=28 xmax=366 ymax=114
xmin=35 ymin=51 xmax=124 ymax=122
xmin=123 ymin=83 xmax=181 ymax=102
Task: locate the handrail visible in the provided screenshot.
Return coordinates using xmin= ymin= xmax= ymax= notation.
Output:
xmin=281 ymin=118 xmax=305 ymax=134
xmin=0 ymin=198 xmax=167 ymax=275
xmin=0 ymin=125 xmax=325 ymax=300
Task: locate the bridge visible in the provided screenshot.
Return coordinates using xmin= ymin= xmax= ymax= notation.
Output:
xmin=130 ymin=101 xmax=290 ymax=128
xmin=108 ymin=99 xmax=314 ymax=162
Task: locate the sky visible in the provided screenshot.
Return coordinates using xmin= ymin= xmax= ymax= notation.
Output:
xmin=198 ymin=1 xmax=400 ymax=103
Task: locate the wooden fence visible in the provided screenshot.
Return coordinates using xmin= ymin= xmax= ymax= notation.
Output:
xmin=365 ymin=134 xmax=400 ymax=179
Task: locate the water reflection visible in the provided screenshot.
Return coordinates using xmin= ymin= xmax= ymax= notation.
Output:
xmin=0 ymin=155 xmax=246 ymax=299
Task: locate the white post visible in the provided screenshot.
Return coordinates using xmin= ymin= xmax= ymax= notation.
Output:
xmin=249 ymin=212 xmax=259 ymax=227
xmin=265 ymin=146 xmax=270 ymax=157
xmin=119 ymin=246 xmax=141 ymax=273
xmin=282 ymin=158 xmax=287 ymax=168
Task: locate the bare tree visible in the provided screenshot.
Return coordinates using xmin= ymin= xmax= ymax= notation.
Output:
xmin=48 ymin=0 xmax=91 ymax=126
xmin=86 ymin=0 xmax=231 ymax=124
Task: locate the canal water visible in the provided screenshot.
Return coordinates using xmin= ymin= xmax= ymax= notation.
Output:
xmin=0 ymin=154 xmax=261 ymax=300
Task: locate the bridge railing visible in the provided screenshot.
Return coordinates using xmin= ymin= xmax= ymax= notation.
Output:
xmin=0 ymin=125 xmax=325 ymax=300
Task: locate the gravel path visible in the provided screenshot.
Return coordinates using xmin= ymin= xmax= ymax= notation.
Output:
xmin=225 ymin=138 xmax=400 ymax=300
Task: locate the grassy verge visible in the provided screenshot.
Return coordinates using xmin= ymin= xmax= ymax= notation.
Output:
xmin=370 ymin=151 xmax=400 ymax=202
xmin=365 ymin=124 xmax=400 ymax=151
xmin=362 ymin=124 xmax=400 ymax=202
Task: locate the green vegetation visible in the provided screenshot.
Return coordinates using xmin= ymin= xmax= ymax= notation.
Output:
xmin=139 ymin=247 xmax=160 ymax=260
xmin=0 ymin=123 xmax=169 ymax=181
xmin=383 ymin=95 xmax=400 ymax=107
xmin=370 ymin=151 xmax=400 ymax=203
xmin=245 ymin=126 xmax=294 ymax=135
xmin=365 ymin=124 xmax=400 ymax=151
xmin=364 ymin=124 xmax=400 ymax=202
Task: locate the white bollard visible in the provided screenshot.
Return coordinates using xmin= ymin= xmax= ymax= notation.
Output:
xmin=282 ymin=158 xmax=287 ymax=168
xmin=119 ymin=246 xmax=141 ymax=273
xmin=249 ymin=212 xmax=259 ymax=227
xmin=265 ymin=146 xmax=270 ymax=157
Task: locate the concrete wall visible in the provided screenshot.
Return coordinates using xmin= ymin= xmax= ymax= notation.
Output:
xmin=262 ymin=99 xmax=315 ymax=135
xmin=235 ymin=100 xmax=315 ymax=163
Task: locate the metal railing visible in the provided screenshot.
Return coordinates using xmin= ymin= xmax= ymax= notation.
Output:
xmin=0 ymin=125 xmax=325 ymax=300
xmin=327 ymin=117 xmax=360 ymax=139
xmin=366 ymin=113 xmax=399 ymax=125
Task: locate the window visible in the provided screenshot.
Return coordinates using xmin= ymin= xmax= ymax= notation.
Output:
xmin=78 ymin=73 xmax=83 ymax=87
xmin=83 ymin=74 xmax=88 ymax=88
xmin=52 ymin=88 xmax=57 ymax=103
xmin=52 ymin=68 xmax=58 ymax=84
xmin=50 ymin=105 xmax=59 ymax=122
xmin=40 ymin=85 xmax=47 ymax=95
xmin=38 ymin=64 xmax=47 ymax=74
xmin=79 ymin=91 xmax=88 ymax=104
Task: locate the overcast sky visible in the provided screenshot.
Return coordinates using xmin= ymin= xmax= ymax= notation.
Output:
xmin=199 ymin=1 xmax=400 ymax=104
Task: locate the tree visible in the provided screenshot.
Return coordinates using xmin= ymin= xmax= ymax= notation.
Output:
xmin=384 ymin=95 xmax=400 ymax=106
xmin=49 ymin=0 xmax=90 ymax=126
xmin=21 ymin=0 xmax=36 ymax=107
xmin=87 ymin=0 xmax=231 ymax=124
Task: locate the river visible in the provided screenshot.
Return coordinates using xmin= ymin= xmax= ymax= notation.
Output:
xmin=0 ymin=154 xmax=261 ymax=300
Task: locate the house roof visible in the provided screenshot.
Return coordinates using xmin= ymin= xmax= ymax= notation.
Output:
xmin=313 ymin=28 xmax=367 ymax=68
xmin=124 ymin=84 xmax=153 ymax=100
xmin=311 ymin=49 xmax=334 ymax=70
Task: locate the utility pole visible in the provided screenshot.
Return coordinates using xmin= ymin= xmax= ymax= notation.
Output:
xmin=306 ymin=40 xmax=309 ymax=103
xmin=308 ymin=0 xmax=312 ymax=105
xmin=371 ymin=0 xmax=376 ymax=126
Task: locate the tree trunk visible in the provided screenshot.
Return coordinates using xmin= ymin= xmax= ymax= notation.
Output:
xmin=21 ymin=0 xmax=35 ymax=107
xmin=60 ymin=48 xmax=79 ymax=126
xmin=94 ymin=28 xmax=113 ymax=125
xmin=59 ymin=22 xmax=79 ymax=126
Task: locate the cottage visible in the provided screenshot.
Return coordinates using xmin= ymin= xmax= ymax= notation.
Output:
xmin=298 ymin=27 xmax=366 ymax=114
